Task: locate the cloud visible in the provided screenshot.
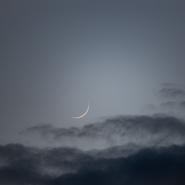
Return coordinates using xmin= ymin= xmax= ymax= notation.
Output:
xmin=54 ymin=145 xmax=185 ymax=185
xmin=159 ymin=83 xmax=185 ymax=99
xmin=161 ymin=100 xmax=185 ymax=108
xmin=21 ymin=115 xmax=185 ymax=150
xmin=145 ymin=83 xmax=185 ymax=117
xmin=0 ymin=144 xmax=94 ymax=184
xmin=1 ymin=144 xmax=185 ymax=185
xmin=179 ymin=100 xmax=185 ymax=109
xmin=0 ymin=144 xmax=47 ymax=185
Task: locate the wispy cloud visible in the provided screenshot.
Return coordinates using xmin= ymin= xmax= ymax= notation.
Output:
xmin=145 ymin=83 xmax=185 ymax=117
xmin=159 ymin=83 xmax=185 ymax=99
xmin=21 ymin=115 xmax=185 ymax=150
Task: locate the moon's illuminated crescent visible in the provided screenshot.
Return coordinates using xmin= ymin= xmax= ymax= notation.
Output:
xmin=72 ymin=104 xmax=89 ymax=119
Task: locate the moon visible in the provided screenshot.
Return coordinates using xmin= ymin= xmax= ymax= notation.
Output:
xmin=72 ymin=104 xmax=90 ymax=119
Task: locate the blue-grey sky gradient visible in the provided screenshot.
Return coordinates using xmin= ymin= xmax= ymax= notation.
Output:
xmin=1 ymin=0 xmax=185 ymax=143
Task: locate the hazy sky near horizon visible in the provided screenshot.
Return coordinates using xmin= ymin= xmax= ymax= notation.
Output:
xmin=1 ymin=0 xmax=185 ymax=143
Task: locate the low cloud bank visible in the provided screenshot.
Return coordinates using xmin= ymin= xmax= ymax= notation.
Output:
xmin=0 ymin=144 xmax=185 ymax=185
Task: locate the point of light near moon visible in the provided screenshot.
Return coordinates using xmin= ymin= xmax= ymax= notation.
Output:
xmin=72 ymin=103 xmax=90 ymax=119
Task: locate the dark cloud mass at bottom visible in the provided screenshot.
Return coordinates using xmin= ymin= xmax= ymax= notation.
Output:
xmin=0 ymin=144 xmax=185 ymax=185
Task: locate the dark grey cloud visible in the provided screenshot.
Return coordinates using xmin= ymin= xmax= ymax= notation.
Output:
xmin=0 ymin=144 xmax=93 ymax=180
xmin=145 ymin=83 xmax=185 ymax=112
xmin=55 ymin=145 xmax=185 ymax=185
xmin=1 ymin=144 xmax=185 ymax=185
xmin=0 ymin=144 xmax=48 ymax=185
xmin=159 ymin=84 xmax=185 ymax=99
xmin=22 ymin=115 xmax=185 ymax=150
xmin=146 ymin=84 xmax=185 ymax=117
xmin=179 ymin=100 xmax=185 ymax=109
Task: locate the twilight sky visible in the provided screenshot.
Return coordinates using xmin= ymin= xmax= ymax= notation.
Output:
xmin=1 ymin=0 xmax=185 ymax=144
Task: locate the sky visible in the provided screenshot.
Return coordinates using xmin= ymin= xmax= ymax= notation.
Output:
xmin=1 ymin=0 xmax=185 ymax=143
xmin=1 ymin=1 xmax=185 ymax=184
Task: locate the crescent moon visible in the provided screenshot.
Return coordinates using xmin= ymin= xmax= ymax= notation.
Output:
xmin=72 ymin=104 xmax=90 ymax=119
